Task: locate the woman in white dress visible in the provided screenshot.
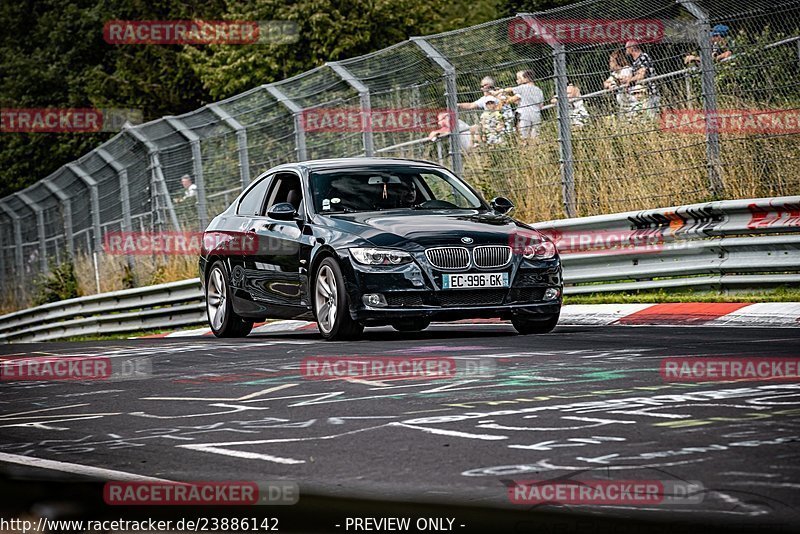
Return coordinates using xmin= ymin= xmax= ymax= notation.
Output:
xmin=604 ymin=49 xmax=635 ymax=119
xmin=509 ymin=70 xmax=544 ymax=139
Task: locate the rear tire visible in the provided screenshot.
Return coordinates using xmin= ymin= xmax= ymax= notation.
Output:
xmin=512 ymin=313 xmax=559 ymax=335
xmin=206 ymin=261 xmax=253 ymax=338
xmin=391 ymin=319 xmax=431 ymax=332
xmin=314 ymin=258 xmax=364 ymax=341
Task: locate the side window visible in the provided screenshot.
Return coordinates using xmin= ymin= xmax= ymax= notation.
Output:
xmin=419 ymin=172 xmax=470 ymax=208
xmin=264 ymin=172 xmax=302 ymax=214
xmin=237 ymin=176 xmax=272 ymax=215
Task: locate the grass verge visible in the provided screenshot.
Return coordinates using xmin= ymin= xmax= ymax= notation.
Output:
xmin=564 ymin=287 xmax=800 ymax=304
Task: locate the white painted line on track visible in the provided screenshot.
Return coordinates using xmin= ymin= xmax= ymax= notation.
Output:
xmin=176 ymin=446 xmax=305 ymax=465
xmin=0 ymin=451 xmax=171 ymax=482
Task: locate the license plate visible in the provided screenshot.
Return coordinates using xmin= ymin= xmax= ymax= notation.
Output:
xmin=442 ymin=272 xmax=509 ymax=289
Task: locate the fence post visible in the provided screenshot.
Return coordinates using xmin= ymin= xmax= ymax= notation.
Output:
xmin=96 ymin=148 xmax=135 ymax=277
xmin=411 ymin=37 xmax=463 ymax=176
xmin=0 ymin=201 xmax=24 ymax=279
xmin=328 ymin=62 xmax=374 ymax=157
xmin=16 ymin=192 xmax=48 ymax=274
xmin=208 ymin=103 xmax=251 ymax=190
xmin=680 ymin=0 xmax=724 ymax=197
xmin=518 ymin=14 xmax=577 ymax=218
xmin=165 ymin=117 xmax=209 ymax=229
xmin=551 ymin=42 xmax=577 ymax=218
xmin=41 ymin=179 xmax=74 ymax=259
xmin=66 ymin=163 xmax=103 ymax=253
xmin=96 ymin=149 xmax=132 ymax=236
xmin=124 ymin=125 xmax=181 ymax=232
xmin=264 ymin=84 xmax=308 ymax=161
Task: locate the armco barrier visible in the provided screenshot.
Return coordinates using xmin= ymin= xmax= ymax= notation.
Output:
xmin=532 ymin=195 xmax=800 ymax=294
xmin=1 ymin=196 xmax=798 ymax=343
xmin=0 ymin=279 xmax=204 ymax=343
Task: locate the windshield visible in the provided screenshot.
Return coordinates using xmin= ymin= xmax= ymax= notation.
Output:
xmin=309 ymin=166 xmax=484 ymax=213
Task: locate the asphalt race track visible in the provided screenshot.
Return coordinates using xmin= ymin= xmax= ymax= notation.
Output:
xmin=1 ymin=324 xmax=799 ymax=533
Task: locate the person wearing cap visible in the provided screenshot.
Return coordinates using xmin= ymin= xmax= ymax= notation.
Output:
xmin=684 ymin=24 xmax=733 ymax=65
xmin=478 ymin=96 xmax=506 ymax=145
xmin=625 ymin=40 xmax=660 ymax=118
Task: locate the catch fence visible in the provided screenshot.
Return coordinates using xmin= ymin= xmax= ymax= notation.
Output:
xmin=1 ymin=0 xmax=799 ymax=306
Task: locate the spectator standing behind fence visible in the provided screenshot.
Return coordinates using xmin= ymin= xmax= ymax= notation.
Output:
xmin=684 ymin=24 xmax=733 ymax=65
xmin=625 ymin=40 xmax=660 ymax=118
xmin=458 ymin=76 xmax=499 ymax=145
xmin=493 ymin=88 xmax=518 ymax=135
xmin=479 ymin=97 xmax=506 ymax=145
xmin=175 ymin=174 xmax=197 ymax=204
xmin=603 ymin=50 xmax=635 ymax=118
xmin=551 ymin=83 xmax=590 ymax=128
xmin=506 ymin=70 xmax=544 ymax=138
xmin=428 ymin=112 xmax=472 ymax=152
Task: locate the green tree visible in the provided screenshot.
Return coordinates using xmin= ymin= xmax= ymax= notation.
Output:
xmin=185 ymin=0 xmax=501 ymax=100
xmin=0 ymin=0 xmax=225 ymax=199
xmin=0 ymin=0 xmax=500 ymax=198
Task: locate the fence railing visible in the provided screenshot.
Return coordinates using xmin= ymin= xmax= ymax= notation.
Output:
xmin=2 ymin=195 xmax=797 ymax=343
xmin=2 ymin=0 xmax=799 ymax=309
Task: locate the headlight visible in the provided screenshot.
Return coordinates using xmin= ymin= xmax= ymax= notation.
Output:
xmin=522 ymin=241 xmax=557 ymax=260
xmin=350 ymin=248 xmax=413 ymax=266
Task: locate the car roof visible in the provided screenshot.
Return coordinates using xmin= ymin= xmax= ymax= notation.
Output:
xmin=271 ymin=157 xmax=446 ymax=173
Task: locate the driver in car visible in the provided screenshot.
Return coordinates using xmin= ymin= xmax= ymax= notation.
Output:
xmin=401 ymin=180 xmax=418 ymax=208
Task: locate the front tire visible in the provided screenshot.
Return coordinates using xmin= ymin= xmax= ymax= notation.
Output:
xmin=206 ymin=261 xmax=253 ymax=338
xmin=512 ymin=313 xmax=559 ymax=335
xmin=314 ymin=258 xmax=364 ymax=341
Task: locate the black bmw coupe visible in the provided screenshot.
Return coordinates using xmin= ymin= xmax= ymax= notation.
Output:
xmin=200 ymin=158 xmax=562 ymax=340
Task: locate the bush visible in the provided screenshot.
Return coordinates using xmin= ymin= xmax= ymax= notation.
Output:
xmin=33 ymin=257 xmax=81 ymax=306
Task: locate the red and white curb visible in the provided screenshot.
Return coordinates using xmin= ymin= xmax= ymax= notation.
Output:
xmin=137 ymin=302 xmax=799 ymax=338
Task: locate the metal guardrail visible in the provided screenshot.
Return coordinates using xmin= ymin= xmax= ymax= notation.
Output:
xmin=532 ymin=195 xmax=800 ymax=294
xmin=0 ymin=279 xmax=204 ymax=343
xmin=1 ymin=195 xmax=797 ymax=343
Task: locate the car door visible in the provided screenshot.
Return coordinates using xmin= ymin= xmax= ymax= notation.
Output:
xmin=226 ymin=173 xmax=274 ymax=315
xmin=245 ymin=171 xmax=306 ymax=313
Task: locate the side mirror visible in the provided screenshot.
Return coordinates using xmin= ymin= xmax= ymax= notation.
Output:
xmin=267 ymin=202 xmax=298 ymax=221
xmin=490 ymin=196 xmax=514 ymax=215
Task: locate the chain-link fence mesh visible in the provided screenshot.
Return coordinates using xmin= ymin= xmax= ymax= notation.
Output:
xmin=2 ymin=0 xmax=799 ymax=309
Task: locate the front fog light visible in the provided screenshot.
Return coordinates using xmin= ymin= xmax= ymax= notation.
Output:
xmin=363 ymin=293 xmax=387 ymax=307
xmin=544 ymin=288 xmax=560 ymax=300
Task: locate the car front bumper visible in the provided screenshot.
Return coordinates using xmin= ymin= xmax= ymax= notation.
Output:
xmin=338 ymin=250 xmax=563 ymax=325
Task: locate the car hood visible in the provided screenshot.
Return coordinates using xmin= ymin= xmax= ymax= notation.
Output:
xmin=322 ymin=210 xmax=541 ymax=249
